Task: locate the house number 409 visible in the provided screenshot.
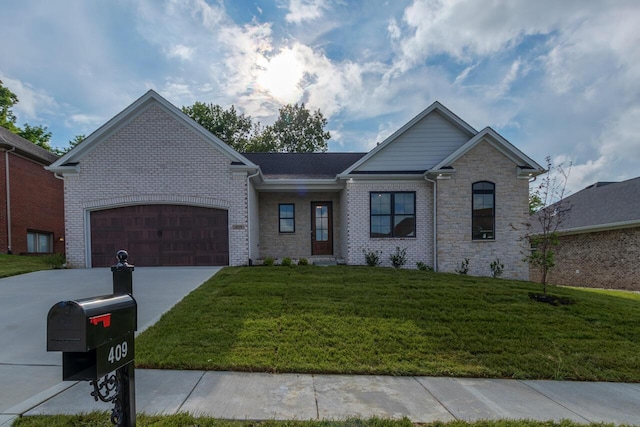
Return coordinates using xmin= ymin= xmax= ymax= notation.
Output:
xmin=108 ymin=341 xmax=128 ymax=364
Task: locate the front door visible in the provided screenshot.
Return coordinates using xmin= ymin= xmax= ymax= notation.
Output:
xmin=311 ymin=202 xmax=333 ymax=256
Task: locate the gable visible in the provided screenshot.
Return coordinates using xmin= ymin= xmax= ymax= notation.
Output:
xmin=47 ymin=90 xmax=256 ymax=174
xmin=354 ymin=111 xmax=473 ymax=173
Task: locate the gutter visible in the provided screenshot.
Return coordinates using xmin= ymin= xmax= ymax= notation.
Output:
xmin=4 ymin=146 xmax=15 ymax=253
xmin=424 ymin=175 xmax=437 ymax=271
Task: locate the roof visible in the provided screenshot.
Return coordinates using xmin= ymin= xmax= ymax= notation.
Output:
xmin=47 ymin=90 xmax=257 ymax=174
xmin=243 ymin=152 xmax=367 ymax=179
xmin=0 ymin=126 xmax=59 ymax=164
xmin=538 ymin=177 xmax=640 ymax=234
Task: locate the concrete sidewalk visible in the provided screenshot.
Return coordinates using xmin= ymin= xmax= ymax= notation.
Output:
xmin=5 ymin=370 xmax=640 ymax=425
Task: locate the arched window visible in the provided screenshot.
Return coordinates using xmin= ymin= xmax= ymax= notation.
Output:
xmin=472 ymin=181 xmax=495 ymax=240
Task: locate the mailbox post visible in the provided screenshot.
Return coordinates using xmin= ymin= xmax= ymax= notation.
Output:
xmin=47 ymin=251 xmax=137 ymax=427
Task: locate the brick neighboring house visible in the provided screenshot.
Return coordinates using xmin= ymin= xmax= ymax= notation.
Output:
xmin=47 ymin=90 xmax=544 ymax=279
xmin=0 ymin=126 xmax=65 ymax=255
xmin=530 ymin=177 xmax=640 ymax=290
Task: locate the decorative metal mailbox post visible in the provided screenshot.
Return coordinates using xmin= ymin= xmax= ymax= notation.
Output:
xmin=47 ymin=251 xmax=137 ymax=427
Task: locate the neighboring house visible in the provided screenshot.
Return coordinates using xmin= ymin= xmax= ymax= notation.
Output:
xmin=46 ymin=90 xmax=544 ymax=279
xmin=530 ymin=178 xmax=640 ymax=290
xmin=0 ymin=126 xmax=65 ymax=255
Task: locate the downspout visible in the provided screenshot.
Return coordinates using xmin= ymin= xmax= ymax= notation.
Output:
xmin=4 ymin=147 xmax=15 ymax=254
xmin=424 ymin=175 xmax=437 ymax=271
xmin=246 ymin=169 xmax=260 ymax=265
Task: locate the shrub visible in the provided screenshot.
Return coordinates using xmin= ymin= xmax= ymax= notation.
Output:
xmin=297 ymin=258 xmax=309 ymax=266
xmin=263 ymin=257 xmax=275 ymax=266
xmin=362 ymin=249 xmax=381 ymax=267
xmin=281 ymin=257 xmax=293 ymax=267
xmin=43 ymin=253 xmax=66 ymax=269
xmin=455 ymin=258 xmax=469 ymax=275
xmin=389 ymin=247 xmax=407 ymax=269
xmin=490 ymin=258 xmax=504 ymax=278
xmin=416 ymin=261 xmax=433 ymax=272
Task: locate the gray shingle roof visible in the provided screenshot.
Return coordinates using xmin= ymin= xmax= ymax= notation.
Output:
xmin=242 ymin=152 xmax=367 ymax=179
xmin=0 ymin=126 xmax=59 ymax=164
xmin=541 ymin=177 xmax=640 ymax=232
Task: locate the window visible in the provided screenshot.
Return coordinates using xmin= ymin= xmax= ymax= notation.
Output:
xmin=370 ymin=192 xmax=416 ymax=238
xmin=472 ymin=181 xmax=495 ymax=240
xmin=279 ymin=204 xmax=295 ymax=233
xmin=27 ymin=231 xmax=53 ymax=253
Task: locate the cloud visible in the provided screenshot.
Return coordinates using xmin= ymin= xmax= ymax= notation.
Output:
xmin=285 ymin=0 xmax=330 ymax=23
xmin=0 ymin=74 xmax=57 ymax=123
xmin=166 ymin=44 xmax=195 ymax=61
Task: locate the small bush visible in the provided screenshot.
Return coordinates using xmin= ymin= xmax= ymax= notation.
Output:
xmin=362 ymin=249 xmax=381 ymax=267
xmin=263 ymin=257 xmax=275 ymax=266
xmin=389 ymin=247 xmax=407 ymax=269
xmin=43 ymin=253 xmax=66 ymax=269
xmin=281 ymin=257 xmax=293 ymax=267
xmin=455 ymin=258 xmax=469 ymax=275
xmin=416 ymin=261 xmax=433 ymax=272
xmin=490 ymin=258 xmax=504 ymax=278
xmin=297 ymin=258 xmax=309 ymax=266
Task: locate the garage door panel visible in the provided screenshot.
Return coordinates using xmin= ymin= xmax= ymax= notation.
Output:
xmin=91 ymin=205 xmax=229 ymax=267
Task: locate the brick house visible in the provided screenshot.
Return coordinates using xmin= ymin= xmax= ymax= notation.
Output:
xmin=530 ymin=178 xmax=640 ymax=290
xmin=47 ymin=90 xmax=544 ymax=279
xmin=0 ymin=126 xmax=65 ymax=255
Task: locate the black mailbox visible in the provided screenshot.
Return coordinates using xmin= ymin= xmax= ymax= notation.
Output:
xmin=47 ymin=294 xmax=137 ymax=381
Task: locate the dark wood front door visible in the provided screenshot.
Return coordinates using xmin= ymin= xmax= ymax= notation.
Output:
xmin=311 ymin=202 xmax=332 ymax=256
xmin=90 ymin=205 xmax=229 ymax=267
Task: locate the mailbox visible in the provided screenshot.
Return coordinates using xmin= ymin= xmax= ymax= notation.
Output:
xmin=47 ymin=294 xmax=137 ymax=381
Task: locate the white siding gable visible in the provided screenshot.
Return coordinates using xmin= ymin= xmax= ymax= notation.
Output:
xmin=354 ymin=111 xmax=472 ymax=172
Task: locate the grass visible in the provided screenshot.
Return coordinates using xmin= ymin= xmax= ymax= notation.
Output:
xmin=10 ymin=413 xmax=624 ymax=427
xmin=135 ymin=266 xmax=640 ymax=381
xmin=0 ymin=254 xmax=64 ymax=278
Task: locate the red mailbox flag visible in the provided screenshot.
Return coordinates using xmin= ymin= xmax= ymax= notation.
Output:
xmin=89 ymin=313 xmax=112 ymax=328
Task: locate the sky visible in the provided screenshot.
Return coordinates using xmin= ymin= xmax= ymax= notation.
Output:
xmin=1 ymin=0 xmax=639 ymax=194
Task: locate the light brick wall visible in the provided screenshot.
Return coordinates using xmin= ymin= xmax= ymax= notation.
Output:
xmin=437 ymin=141 xmax=530 ymax=280
xmin=63 ymin=102 xmax=249 ymax=268
xmin=257 ymin=192 xmax=341 ymax=259
xmin=343 ymin=180 xmax=433 ymax=268
xmin=530 ymin=227 xmax=640 ymax=290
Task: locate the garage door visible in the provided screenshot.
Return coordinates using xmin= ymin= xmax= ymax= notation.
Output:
xmin=90 ymin=205 xmax=229 ymax=267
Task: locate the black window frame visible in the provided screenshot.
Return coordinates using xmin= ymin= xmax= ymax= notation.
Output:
xmin=369 ymin=191 xmax=416 ymax=238
xmin=472 ymin=181 xmax=495 ymax=240
xmin=278 ymin=203 xmax=295 ymax=233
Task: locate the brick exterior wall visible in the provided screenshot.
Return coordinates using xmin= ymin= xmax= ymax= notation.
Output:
xmin=529 ymin=227 xmax=640 ymax=290
xmin=0 ymin=151 xmax=64 ymax=254
xmin=343 ymin=180 xmax=433 ymax=268
xmin=436 ymin=141 xmax=530 ymax=280
xmin=257 ymin=191 xmax=341 ymax=259
xmin=62 ymin=102 xmax=249 ymax=268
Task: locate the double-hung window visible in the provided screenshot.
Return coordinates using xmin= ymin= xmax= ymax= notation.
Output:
xmin=472 ymin=181 xmax=495 ymax=240
xmin=279 ymin=204 xmax=295 ymax=233
xmin=370 ymin=192 xmax=416 ymax=238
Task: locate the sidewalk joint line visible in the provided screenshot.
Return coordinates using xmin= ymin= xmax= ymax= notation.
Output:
xmin=176 ymin=370 xmax=207 ymax=414
xmin=518 ymin=380 xmax=591 ymax=423
xmin=412 ymin=377 xmax=458 ymax=420
xmin=311 ymin=374 xmax=320 ymax=420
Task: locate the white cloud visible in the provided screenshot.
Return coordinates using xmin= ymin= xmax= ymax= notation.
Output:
xmin=285 ymin=0 xmax=329 ymax=24
xmin=167 ymin=44 xmax=195 ymax=61
xmin=0 ymin=74 xmax=57 ymax=122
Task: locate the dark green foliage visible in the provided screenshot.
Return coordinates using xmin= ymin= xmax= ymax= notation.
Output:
xmin=455 ymin=258 xmax=469 ymax=275
xmin=362 ymin=249 xmax=381 ymax=267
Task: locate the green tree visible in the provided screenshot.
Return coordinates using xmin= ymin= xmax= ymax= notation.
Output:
xmin=182 ymin=102 xmax=254 ymax=151
xmin=523 ymin=156 xmax=572 ymax=294
xmin=17 ymin=123 xmax=52 ymax=150
xmin=529 ymin=190 xmax=544 ymax=214
xmin=0 ymin=80 xmax=19 ymax=132
xmin=262 ymin=103 xmax=330 ymax=153
xmin=55 ymin=134 xmax=85 ymax=155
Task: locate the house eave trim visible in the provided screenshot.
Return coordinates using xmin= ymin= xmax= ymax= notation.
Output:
xmin=254 ymin=179 xmax=343 ymax=192
xmin=556 ymin=220 xmax=640 ymax=236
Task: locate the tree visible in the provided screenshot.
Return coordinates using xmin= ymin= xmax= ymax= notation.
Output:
xmin=182 ymin=102 xmax=254 ymax=151
xmin=262 ymin=103 xmax=330 ymax=153
xmin=523 ymin=156 xmax=572 ymax=294
xmin=55 ymin=134 xmax=85 ymax=155
xmin=0 ymin=80 xmax=19 ymax=132
xmin=17 ymin=123 xmax=52 ymax=150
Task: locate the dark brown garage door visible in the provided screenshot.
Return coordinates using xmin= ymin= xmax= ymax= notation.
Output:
xmin=90 ymin=205 xmax=229 ymax=267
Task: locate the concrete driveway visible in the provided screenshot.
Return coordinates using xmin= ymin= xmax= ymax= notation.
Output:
xmin=0 ymin=267 xmax=220 ymax=415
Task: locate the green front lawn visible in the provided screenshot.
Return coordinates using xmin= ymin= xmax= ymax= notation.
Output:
xmin=0 ymin=254 xmax=64 ymax=278
xmin=136 ymin=266 xmax=640 ymax=381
